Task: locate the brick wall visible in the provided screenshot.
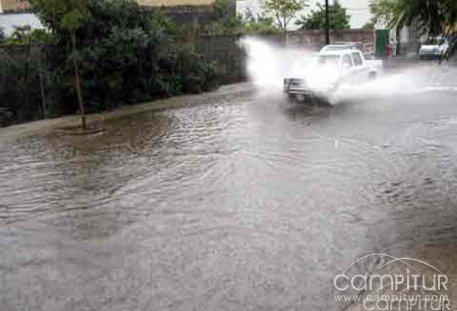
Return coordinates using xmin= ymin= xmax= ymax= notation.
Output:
xmin=287 ymin=29 xmax=375 ymax=53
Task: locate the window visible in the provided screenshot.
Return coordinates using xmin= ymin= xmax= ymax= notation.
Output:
xmin=352 ymin=52 xmax=363 ymax=66
xmin=342 ymin=54 xmax=353 ymax=68
xmin=317 ymin=55 xmax=340 ymax=67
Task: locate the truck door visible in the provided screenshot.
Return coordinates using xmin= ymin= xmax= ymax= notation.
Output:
xmin=341 ymin=53 xmax=357 ymax=84
xmin=351 ymin=51 xmax=366 ymax=82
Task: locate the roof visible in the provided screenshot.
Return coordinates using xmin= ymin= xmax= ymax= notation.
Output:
xmin=136 ymin=0 xmax=215 ymax=7
xmin=1 ymin=0 xmax=32 ymax=12
xmin=319 ymin=49 xmax=358 ymax=56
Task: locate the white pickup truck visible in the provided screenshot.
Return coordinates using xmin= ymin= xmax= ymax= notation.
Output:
xmin=283 ymin=48 xmax=383 ymax=104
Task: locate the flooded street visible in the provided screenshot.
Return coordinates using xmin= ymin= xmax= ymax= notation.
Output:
xmin=2 ymin=67 xmax=457 ymax=310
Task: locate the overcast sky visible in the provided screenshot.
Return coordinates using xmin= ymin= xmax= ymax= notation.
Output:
xmin=237 ymin=0 xmax=372 ymax=29
xmin=337 ymin=0 xmax=370 ymax=28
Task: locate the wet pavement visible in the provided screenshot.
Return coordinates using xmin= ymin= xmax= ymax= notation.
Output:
xmin=1 ymin=66 xmax=457 ymax=310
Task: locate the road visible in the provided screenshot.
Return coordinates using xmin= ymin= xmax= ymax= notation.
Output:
xmin=1 ymin=65 xmax=457 ymax=310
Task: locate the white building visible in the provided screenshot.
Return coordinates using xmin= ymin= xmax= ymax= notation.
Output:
xmin=0 ymin=0 xmax=43 ymax=36
xmin=237 ymin=0 xmax=262 ymax=19
xmin=0 ymin=14 xmax=43 ymax=36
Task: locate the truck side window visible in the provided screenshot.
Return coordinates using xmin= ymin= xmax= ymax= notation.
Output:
xmin=342 ymin=54 xmax=353 ymax=68
xmin=352 ymin=52 xmax=363 ymax=66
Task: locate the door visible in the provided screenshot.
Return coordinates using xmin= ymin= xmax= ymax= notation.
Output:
xmin=340 ymin=53 xmax=357 ymax=85
xmin=375 ymin=30 xmax=390 ymax=58
xmin=351 ymin=51 xmax=369 ymax=82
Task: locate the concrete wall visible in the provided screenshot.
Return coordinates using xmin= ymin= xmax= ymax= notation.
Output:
xmin=161 ymin=5 xmax=215 ymax=28
xmin=155 ymin=0 xmax=235 ymax=29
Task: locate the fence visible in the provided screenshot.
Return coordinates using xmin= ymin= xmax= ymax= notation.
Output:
xmin=286 ymin=29 xmax=376 ymax=53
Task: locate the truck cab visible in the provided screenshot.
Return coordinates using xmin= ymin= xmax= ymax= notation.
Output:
xmin=283 ymin=48 xmax=382 ymax=104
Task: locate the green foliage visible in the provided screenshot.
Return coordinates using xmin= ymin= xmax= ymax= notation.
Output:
xmin=204 ymin=16 xmax=245 ymax=36
xmin=203 ymin=0 xmax=280 ymax=36
xmin=244 ymin=16 xmax=281 ymax=35
xmin=213 ymin=0 xmax=235 ymax=21
xmin=262 ymin=0 xmax=308 ymax=31
xmin=0 ymin=47 xmax=46 ymax=123
xmin=72 ymin=0 xmax=218 ymax=111
xmin=369 ymin=0 xmax=408 ymax=30
xmin=151 ymin=10 xmax=176 ymax=34
xmin=206 ymin=0 xmax=250 ymax=34
xmin=4 ymin=26 xmax=55 ymax=45
xmin=362 ymin=21 xmax=375 ymax=31
xmin=370 ymin=0 xmax=457 ymax=58
xmin=295 ymin=0 xmax=350 ymax=30
xmin=2 ymin=0 xmax=247 ymax=125
xmin=370 ymin=0 xmax=457 ymax=37
xmin=25 ymin=0 xmax=219 ymax=114
xmin=30 ymin=0 xmax=88 ymax=31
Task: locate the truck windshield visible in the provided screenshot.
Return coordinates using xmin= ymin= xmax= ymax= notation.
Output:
xmin=317 ymin=55 xmax=340 ymax=67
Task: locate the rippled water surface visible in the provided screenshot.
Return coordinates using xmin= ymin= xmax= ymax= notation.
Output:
xmin=2 ymin=68 xmax=457 ymax=310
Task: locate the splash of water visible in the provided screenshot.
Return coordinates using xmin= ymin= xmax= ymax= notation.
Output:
xmin=241 ymin=37 xmax=457 ymax=104
xmin=240 ymin=37 xmax=315 ymax=91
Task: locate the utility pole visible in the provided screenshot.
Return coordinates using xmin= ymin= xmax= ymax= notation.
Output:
xmin=325 ymin=0 xmax=330 ymax=44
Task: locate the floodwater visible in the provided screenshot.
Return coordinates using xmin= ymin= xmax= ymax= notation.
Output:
xmin=1 ymin=66 xmax=457 ymax=310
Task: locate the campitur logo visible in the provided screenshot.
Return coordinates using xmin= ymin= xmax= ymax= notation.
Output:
xmin=333 ymin=254 xmax=451 ymax=310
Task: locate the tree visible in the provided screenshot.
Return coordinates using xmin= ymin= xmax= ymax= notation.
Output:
xmin=362 ymin=21 xmax=375 ymax=31
xmin=370 ymin=0 xmax=414 ymax=55
xmin=57 ymin=0 xmax=216 ymax=107
xmin=370 ymin=0 xmax=457 ymax=38
xmin=31 ymin=0 xmax=88 ymax=129
xmin=203 ymin=0 xmax=244 ymax=36
xmin=243 ymin=15 xmax=281 ymax=35
xmin=204 ymin=0 xmax=281 ymax=36
xmin=262 ymin=0 xmax=308 ymax=36
xmin=295 ymin=0 xmax=350 ymax=30
xmin=369 ymin=0 xmax=407 ymax=30
xmin=4 ymin=26 xmax=54 ymax=45
xmin=369 ymin=0 xmax=457 ymax=56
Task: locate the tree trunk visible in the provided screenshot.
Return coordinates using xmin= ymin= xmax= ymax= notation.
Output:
xmin=70 ymin=30 xmax=86 ymax=130
xmin=396 ymin=27 xmax=401 ymax=56
xmin=39 ymin=69 xmax=46 ymax=119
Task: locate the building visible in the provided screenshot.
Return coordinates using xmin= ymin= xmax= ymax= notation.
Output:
xmin=1 ymin=0 xmax=31 ymax=13
xmin=0 ymin=0 xmax=43 ymax=37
